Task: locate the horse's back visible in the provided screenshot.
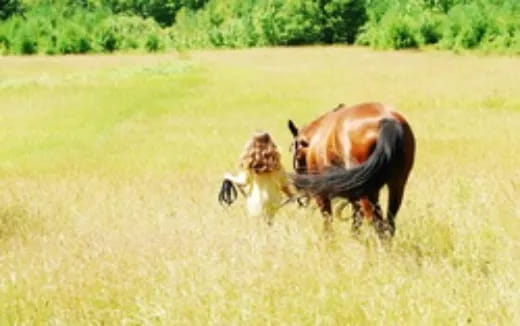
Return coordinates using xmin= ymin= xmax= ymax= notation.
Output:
xmin=303 ymin=102 xmax=412 ymax=170
xmin=333 ymin=102 xmax=404 ymax=125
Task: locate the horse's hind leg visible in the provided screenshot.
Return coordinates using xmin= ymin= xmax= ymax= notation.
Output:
xmin=361 ymin=194 xmax=390 ymax=239
xmin=373 ymin=201 xmax=391 ymax=239
xmin=386 ymin=179 xmax=406 ymax=236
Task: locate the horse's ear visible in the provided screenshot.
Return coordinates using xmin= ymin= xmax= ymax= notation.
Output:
xmin=288 ymin=120 xmax=298 ymax=137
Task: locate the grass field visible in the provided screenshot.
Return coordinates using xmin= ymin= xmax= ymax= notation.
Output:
xmin=0 ymin=47 xmax=519 ymax=325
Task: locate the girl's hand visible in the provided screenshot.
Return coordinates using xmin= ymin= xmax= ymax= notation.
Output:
xmin=218 ymin=179 xmax=238 ymax=206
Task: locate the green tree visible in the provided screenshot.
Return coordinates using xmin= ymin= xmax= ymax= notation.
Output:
xmin=0 ymin=0 xmax=22 ymax=20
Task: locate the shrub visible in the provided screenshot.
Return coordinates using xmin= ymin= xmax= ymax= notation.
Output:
xmin=15 ymin=25 xmax=39 ymax=55
xmin=97 ymin=18 xmax=120 ymax=52
xmin=385 ymin=16 xmax=419 ymax=49
xmin=168 ymin=7 xmax=212 ymax=49
xmin=57 ymin=22 xmax=92 ymax=54
xmin=170 ymin=0 xmax=261 ymax=48
xmin=171 ymin=0 xmax=366 ymax=48
xmin=264 ymin=0 xmax=323 ymax=45
xmin=442 ymin=3 xmax=489 ymax=50
xmin=145 ymin=33 xmax=163 ymax=51
xmin=418 ymin=12 xmax=444 ymax=45
xmin=358 ymin=8 xmax=420 ymax=49
xmin=99 ymin=0 xmax=211 ymax=26
xmin=0 ymin=0 xmax=22 ymax=20
xmin=0 ymin=35 xmax=9 ymax=54
xmin=321 ymin=0 xmax=367 ymax=43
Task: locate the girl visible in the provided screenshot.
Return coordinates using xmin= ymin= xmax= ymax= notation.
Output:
xmin=219 ymin=131 xmax=294 ymax=225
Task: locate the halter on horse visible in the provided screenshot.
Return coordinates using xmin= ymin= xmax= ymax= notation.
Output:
xmin=288 ymin=102 xmax=415 ymax=238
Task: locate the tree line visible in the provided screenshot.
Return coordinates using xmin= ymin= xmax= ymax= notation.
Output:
xmin=1 ymin=0 xmax=519 ymax=55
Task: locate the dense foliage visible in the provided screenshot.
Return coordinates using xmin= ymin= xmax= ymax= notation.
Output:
xmin=359 ymin=0 xmax=520 ymax=53
xmin=1 ymin=0 xmax=520 ymax=55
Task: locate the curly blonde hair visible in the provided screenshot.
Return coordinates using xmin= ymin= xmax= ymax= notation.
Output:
xmin=240 ymin=131 xmax=281 ymax=174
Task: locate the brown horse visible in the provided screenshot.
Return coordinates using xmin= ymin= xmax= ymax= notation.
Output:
xmin=288 ymin=102 xmax=415 ymax=238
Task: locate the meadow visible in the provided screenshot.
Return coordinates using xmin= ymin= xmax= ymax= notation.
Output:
xmin=0 ymin=47 xmax=519 ymax=325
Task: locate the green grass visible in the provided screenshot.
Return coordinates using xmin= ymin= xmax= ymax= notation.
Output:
xmin=0 ymin=47 xmax=519 ymax=325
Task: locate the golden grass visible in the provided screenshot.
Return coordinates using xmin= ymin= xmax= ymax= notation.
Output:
xmin=0 ymin=47 xmax=519 ymax=325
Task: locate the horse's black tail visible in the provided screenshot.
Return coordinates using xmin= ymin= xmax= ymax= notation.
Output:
xmin=292 ymin=118 xmax=404 ymax=200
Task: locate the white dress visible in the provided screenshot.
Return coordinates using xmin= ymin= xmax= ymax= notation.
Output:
xmin=224 ymin=169 xmax=291 ymax=219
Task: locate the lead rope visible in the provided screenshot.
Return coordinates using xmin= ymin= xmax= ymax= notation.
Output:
xmin=278 ymin=193 xmax=310 ymax=210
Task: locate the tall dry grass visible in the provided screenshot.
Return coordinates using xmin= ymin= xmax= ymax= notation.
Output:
xmin=0 ymin=47 xmax=519 ymax=325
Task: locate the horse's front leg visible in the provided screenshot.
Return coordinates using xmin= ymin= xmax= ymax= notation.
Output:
xmin=351 ymin=201 xmax=363 ymax=235
xmin=315 ymin=196 xmax=333 ymax=234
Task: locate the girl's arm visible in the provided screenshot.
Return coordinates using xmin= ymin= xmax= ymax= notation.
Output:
xmin=277 ymin=168 xmax=295 ymax=198
xmin=224 ymin=171 xmax=250 ymax=187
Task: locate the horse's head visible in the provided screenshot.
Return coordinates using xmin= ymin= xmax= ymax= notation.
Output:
xmin=288 ymin=120 xmax=309 ymax=174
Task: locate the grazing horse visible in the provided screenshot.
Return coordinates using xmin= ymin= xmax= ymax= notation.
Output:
xmin=288 ymin=102 xmax=415 ymax=238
